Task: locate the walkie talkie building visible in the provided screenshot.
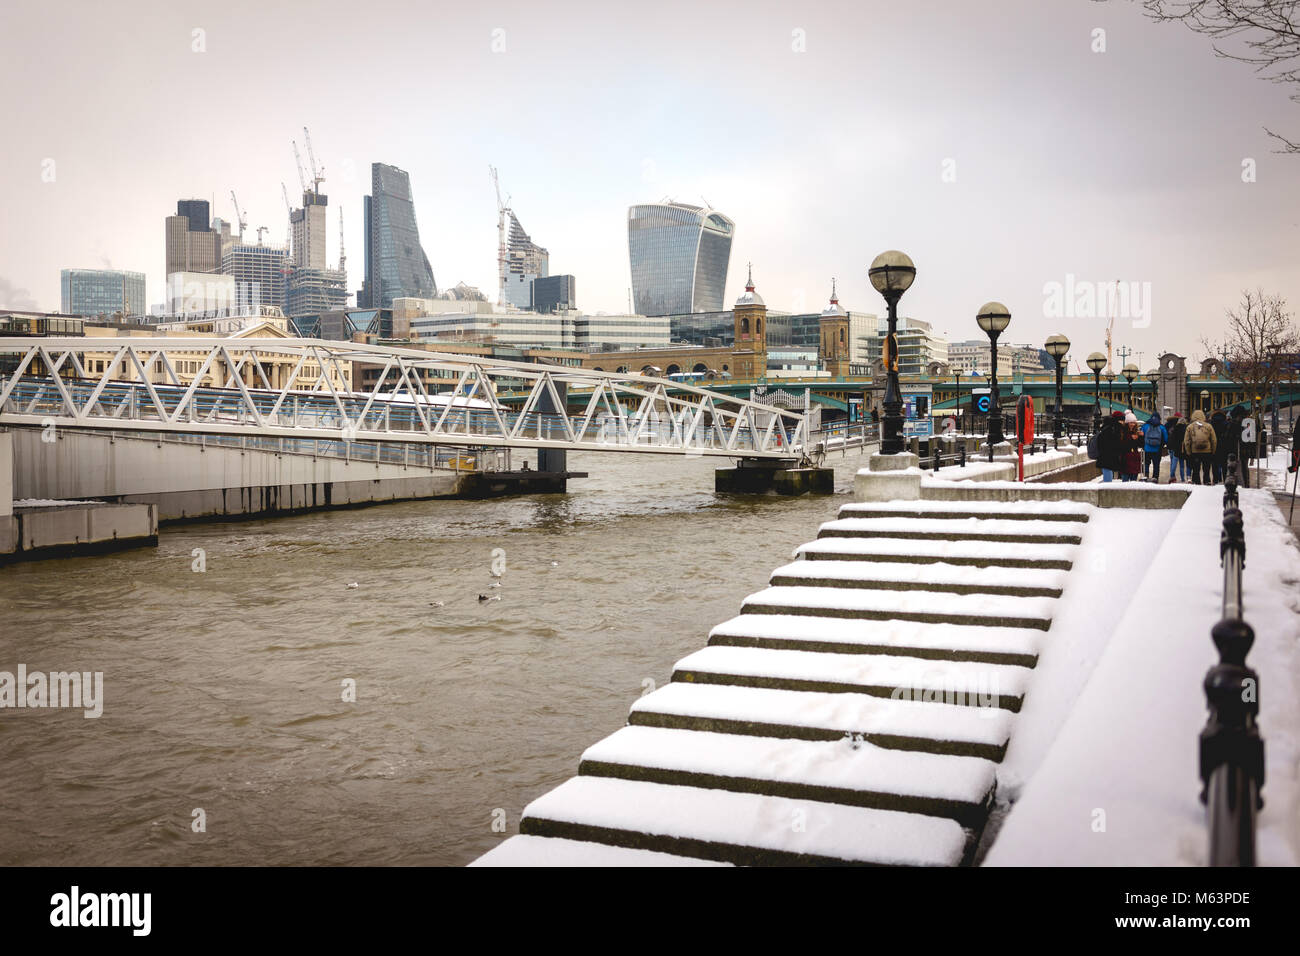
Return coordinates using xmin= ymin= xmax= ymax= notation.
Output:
xmin=627 ymin=201 xmax=734 ymax=316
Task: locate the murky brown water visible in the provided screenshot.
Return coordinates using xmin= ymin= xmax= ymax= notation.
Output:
xmin=0 ymin=448 xmax=873 ymax=866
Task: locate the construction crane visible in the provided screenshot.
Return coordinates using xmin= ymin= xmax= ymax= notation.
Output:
xmin=338 ymin=205 xmax=346 ymax=276
xmin=1105 ymin=277 xmax=1118 ymax=373
xmin=281 ymin=182 xmax=293 ymax=215
xmin=489 ymin=165 xmax=511 ymax=307
xmin=281 ymin=183 xmax=295 ymax=264
xmin=229 ymin=191 xmax=247 ymax=239
xmin=256 ymin=225 xmax=268 ymax=245
xmin=291 ymin=139 xmax=308 ymax=194
xmin=303 ymin=127 xmax=324 ymax=194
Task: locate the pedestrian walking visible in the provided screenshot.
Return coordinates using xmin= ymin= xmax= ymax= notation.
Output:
xmin=1228 ymin=406 xmax=1251 ymax=488
xmin=1096 ymin=410 xmax=1125 ymax=482
xmin=1121 ymin=411 xmax=1142 ymax=482
xmin=1183 ymin=408 xmax=1217 ymax=485
xmin=1141 ymin=411 xmax=1167 ymax=482
xmin=1211 ymin=409 xmax=1229 ymax=483
xmin=1166 ymin=414 xmax=1187 ymax=482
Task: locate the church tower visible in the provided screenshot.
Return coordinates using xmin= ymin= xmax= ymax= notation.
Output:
xmin=731 ymin=263 xmax=767 ymax=380
xmin=819 ymin=278 xmax=850 ymax=378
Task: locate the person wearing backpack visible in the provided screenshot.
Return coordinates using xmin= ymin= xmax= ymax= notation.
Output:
xmin=1183 ymin=408 xmax=1217 ymax=484
xmin=1141 ymin=411 xmax=1168 ymax=482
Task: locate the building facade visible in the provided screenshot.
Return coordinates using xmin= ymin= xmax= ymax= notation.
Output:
xmin=859 ymin=316 xmax=949 ymax=376
xmin=221 ymin=242 xmax=289 ymax=312
xmin=358 ymin=163 xmax=437 ymax=309
xmin=502 ymin=210 xmax=548 ymax=308
xmin=532 ymin=274 xmax=576 ymax=314
xmin=729 ymin=267 xmax=767 ymax=381
xmin=60 ymin=269 xmax=146 ymax=318
xmin=165 ymin=199 xmax=222 ymax=277
xmin=627 ymin=201 xmax=734 ymax=316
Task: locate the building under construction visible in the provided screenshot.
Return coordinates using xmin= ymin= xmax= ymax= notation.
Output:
xmin=284 ymin=128 xmax=348 ymax=317
xmin=491 ymin=167 xmax=549 ymax=309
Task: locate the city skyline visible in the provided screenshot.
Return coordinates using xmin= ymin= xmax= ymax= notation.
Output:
xmin=2 ymin=0 xmax=1299 ymax=366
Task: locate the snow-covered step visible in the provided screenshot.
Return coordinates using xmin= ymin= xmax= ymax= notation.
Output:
xmin=709 ymin=612 xmax=1043 ymax=667
xmin=629 ymin=681 xmax=1013 ymax=760
xmin=796 ymin=536 xmax=1076 ymax=570
xmin=742 ymin=585 xmax=1055 ymax=631
xmin=578 ymin=726 xmax=997 ymax=826
xmin=470 ymin=834 xmax=732 ymax=867
xmin=838 ymin=500 xmax=1092 ymax=523
xmin=518 ymin=775 xmax=969 ymax=866
xmin=673 ymin=645 xmax=1031 ymax=712
xmin=770 ymin=558 xmax=1065 ymax=598
xmin=817 ymin=516 xmax=1085 ymax=545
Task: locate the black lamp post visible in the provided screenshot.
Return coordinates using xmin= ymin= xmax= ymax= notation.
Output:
xmin=953 ymin=368 xmax=962 ymax=435
xmin=1145 ymin=368 xmax=1159 ymax=415
xmin=1045 ymin=334 xmax=1070 ymax=449
xmin=976 ymin=301 xmax=1011 ymax=460
xmin=1087 ymin=351 xmax=1106 ymax=433
xmin=868 ymin=250 xmax=916 ymax=455
xmin=1201 ymin=389 xmax=1210 ymax=414
xmin=1123 ymin=363 xmax=1138 ymax=410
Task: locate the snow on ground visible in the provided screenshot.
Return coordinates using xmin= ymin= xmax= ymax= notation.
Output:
xmin=984 ymin=487 xmax=1300 ymax=866
xmin=990 ymin=507 xmax=1178 ymax=799
xmin=13 ymin=498 xmax=101 ymax=507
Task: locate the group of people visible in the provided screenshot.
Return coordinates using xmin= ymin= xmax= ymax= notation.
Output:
xmin=1095 ymin=405 xmax=1272 ymax=486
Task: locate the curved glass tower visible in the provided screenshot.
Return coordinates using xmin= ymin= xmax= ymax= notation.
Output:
xmin=628 ymin=202 xmax=734 ymax=316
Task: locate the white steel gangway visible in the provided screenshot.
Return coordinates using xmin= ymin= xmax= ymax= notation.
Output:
xmin=0 ymin=338 xmax=810 ymax=460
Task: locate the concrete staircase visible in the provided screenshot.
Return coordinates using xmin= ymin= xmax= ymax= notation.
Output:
xmin=472 ymin=497 xmax=1092 ymax=867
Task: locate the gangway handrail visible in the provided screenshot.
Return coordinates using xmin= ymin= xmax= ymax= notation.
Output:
xmin=1198 ymin=453 xmax=1265 ymax=867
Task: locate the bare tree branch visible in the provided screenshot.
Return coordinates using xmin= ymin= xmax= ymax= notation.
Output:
xmin=1114 ymin=1 xmax=1300 ymax=152
xmin=1200 ymin=289 xmax=1299 ymax=403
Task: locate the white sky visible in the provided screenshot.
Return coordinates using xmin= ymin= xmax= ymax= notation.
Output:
xmin=2 ymin=0 xmax=1298 ymax=367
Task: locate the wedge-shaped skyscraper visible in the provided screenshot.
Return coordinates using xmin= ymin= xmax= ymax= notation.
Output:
xmin=359 ymin=163 xmax=437 ymax=309
xmin=628 ymin=201 xmax=734 ymax=316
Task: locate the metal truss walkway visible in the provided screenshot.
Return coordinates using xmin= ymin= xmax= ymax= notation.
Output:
xmin=0 ymin=338 xmax=808 ymax=459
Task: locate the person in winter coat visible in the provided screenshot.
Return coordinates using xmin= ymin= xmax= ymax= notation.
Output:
xmin=1210 ymin=409 xmax=1229 ymax=483
xmin=1121 ymin=411 xmax=1142 ymax=481
xmin=1166 ymin=414 xmax=1187 ymax=482
xmin=1141 ymin=411 xmax=1168 ymax=482
xmin=1228 ymin=406 xmax=1250 ymax=487
xmin=1096 ymin=410 xmax=1125 ymax=481
xmin=1290 ymin=414 xmax=1300 ymax=474
xmin=1183 ymin=408 xmax=1218 ymax=485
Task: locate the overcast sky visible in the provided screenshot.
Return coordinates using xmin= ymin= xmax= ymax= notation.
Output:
xmin=2 ymin=0 xmax=1298 ymax=367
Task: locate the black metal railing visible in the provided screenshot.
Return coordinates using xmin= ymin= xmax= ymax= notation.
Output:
xmin=925 ymin=442 xmax=968 ymax=472
xmin=1198 ymin=454 xmax=1265 ymax=866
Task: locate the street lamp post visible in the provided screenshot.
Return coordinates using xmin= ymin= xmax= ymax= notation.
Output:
xmin=868 ymin=250 xmax=916 ymax=456
xmin=1123 ymin=363 xmax=1138 ymax=410
xmin=953 ymin=368 xmax=962 ymax=436
xmin=1201 ymin=389 xmax=1211 ymax=414
xmin=1087 ymin=352 xmax=1106 ymax=433
xmin=1105 ymin=372 xmax=1116 ymax=416
xmin=976 ymin=301 xmax=1011 ymax=461
xmin=1045 ymin=334 xmax=1070 ymax=449
xmin=1145 ymin=369 xmax=1159 ymax=415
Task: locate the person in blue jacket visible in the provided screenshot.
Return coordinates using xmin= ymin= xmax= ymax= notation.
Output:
xmin=1141 ymin=411 xmax=1168 ymax=482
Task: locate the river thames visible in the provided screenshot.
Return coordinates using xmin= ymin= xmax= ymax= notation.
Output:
xmin=0 ymin=447 xmax=871 ymax=866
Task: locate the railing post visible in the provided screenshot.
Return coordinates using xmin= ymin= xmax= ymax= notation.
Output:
xmin=1199 ymin=484 xmax=1264 ymax=867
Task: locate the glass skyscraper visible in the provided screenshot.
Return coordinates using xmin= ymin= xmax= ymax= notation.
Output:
xmin=627 ymin=202 xmax=734 ymax=316
xmin=359 ymin=163 xmax=437 ymax=309
xmin=60 ymin=269 xmax=146 ymax=318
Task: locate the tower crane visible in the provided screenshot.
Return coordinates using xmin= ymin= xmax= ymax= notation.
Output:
xmin=291 ymin=140 xmax=308 ymax=194
xmin=489 ymin=165 xmax=511 ymax=306
xmin=229 ymin=191 xmax=247 ymax=239
xmin=302 ymin=127 xmax=325 ymax=194
xmin=338 ymin=205 xmax=346 ymax=276
xmin=256 ymin=226 xmax=268 ymax=245
xmin=1105 ymin=277 xmax=1118 ymax=374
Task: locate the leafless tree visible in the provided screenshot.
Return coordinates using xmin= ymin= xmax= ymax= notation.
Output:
xmin=1122 ymin=1 xmax=1300 ymax=152
xmin=1201 ymin=289 xmax=1299 ymax=408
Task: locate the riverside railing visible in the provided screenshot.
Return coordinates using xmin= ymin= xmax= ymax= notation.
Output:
xmin=1198 ymin=453 xmax=1265 ymax=867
